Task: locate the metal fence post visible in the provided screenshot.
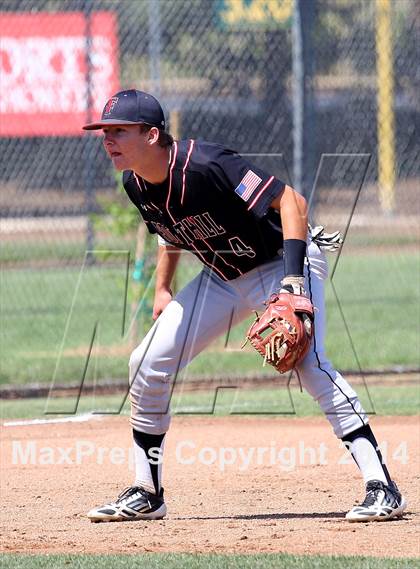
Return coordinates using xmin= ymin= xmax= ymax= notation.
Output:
xmin=84 ymin=0 xmax=96 ymax=264
xmin=292 ymin=0 xmax=316 ymax=199
xmin=148 ymin=0 xmax=162 ymax=97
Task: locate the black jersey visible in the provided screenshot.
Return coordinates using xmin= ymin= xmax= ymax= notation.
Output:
xmin=123 ymin=139 xmax=286 ymax=281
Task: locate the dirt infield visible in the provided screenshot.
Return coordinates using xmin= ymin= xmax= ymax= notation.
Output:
xmin=1 ymin=415 xmax=419 ymax=558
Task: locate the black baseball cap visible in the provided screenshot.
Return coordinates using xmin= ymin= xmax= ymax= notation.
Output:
xmin=83 ymin=89 xmax=165 ymax=130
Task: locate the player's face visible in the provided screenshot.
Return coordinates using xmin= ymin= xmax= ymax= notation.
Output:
xmin=102 ymin=125 xmax=149 ymax=171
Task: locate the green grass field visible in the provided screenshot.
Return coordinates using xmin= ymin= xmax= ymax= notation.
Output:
xmin=2 ymin=248 xmax=418 ymax=568
xmin=1 ymin=250 xmax=419 ymax=385
xmin=1 ymin=383 xmax=418 ymax=420
xmin=1 ymin=553 xmax=418 ymax=569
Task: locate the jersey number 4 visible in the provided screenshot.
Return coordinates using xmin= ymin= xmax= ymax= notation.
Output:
xmin=228 ymin=237 xmax=256 ymax=258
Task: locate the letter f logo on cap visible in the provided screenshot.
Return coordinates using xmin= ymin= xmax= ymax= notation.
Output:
xmin=104 ymin=97 xmax=119 ymax=115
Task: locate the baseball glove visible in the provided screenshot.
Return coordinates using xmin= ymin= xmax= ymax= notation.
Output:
xmin=244 ymin=292 xmax=314 ymax=374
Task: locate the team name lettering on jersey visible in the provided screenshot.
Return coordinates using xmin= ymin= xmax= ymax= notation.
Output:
xmin=151 ymin=222 xmax=183 ymax=245
xmin=173 ymin=212 xmax=226 ymax=245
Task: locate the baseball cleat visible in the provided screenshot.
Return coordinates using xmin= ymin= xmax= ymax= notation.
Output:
xmin=87 ymin=486 xmax=167 ymax=522
xmin=346 ymin=479 xmax=407 ymax=522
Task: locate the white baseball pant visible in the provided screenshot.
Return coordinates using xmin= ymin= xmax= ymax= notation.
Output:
xmin=129 ymin=241 xmax=367 ymax=438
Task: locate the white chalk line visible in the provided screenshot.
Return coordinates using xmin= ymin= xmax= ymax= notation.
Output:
xmin=2 ymin=412 xmax=103 ymax=427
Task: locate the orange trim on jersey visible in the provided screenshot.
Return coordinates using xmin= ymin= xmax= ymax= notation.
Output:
xmin=190 ymin=243 xmax=228 ymax=281
xmin=133 ymin=172 xmax=142 ymax=190
xmin=166 ymin=141 xmax=178 ymax=224
xmin=133 ymin=174 xmax=160 ymax=210
xmin=181 ymin=139 xmax=195 ymax=205
xmin=247 ymin=176 xmax=275 ymax=210
xmin=200 ymin=237 xmax=243 ymax=277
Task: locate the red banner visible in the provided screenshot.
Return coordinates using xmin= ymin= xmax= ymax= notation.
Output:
xmin=0 ymin=12 xmax=120 ymax=136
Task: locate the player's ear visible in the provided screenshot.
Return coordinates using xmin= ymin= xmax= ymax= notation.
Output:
xmin=147 ymin=127 xmax=160 ymax=145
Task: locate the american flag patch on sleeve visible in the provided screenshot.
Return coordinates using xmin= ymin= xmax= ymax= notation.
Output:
xmin=234 ymin=170 xmax=263 ymax=202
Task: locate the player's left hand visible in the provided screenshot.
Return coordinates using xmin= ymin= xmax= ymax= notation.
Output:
xmin=279 ymin=275 xmax=306 ymax=296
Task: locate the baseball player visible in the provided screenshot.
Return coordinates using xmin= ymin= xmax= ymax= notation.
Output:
xmin=83 ymin=89 xmax=406 ymax=523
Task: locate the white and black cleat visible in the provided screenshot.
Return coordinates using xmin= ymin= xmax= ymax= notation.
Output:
xmin=346 ymin=479 xmax=407 ymax=522
xmin=87 ymin=486 xmax=167 ymax=522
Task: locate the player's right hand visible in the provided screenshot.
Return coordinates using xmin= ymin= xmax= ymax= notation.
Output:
xmin=152 ymin=288 xmax=173 ymax=320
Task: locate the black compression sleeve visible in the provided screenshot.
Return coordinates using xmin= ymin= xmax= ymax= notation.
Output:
xmin=283 ymin=239 xmax=307 ymax=277
xmin=132 ymin=429 xmax=165 ymax=494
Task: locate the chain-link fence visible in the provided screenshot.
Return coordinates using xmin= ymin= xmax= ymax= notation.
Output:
xmin=1 ymin=0 xmax=419 ymax=388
